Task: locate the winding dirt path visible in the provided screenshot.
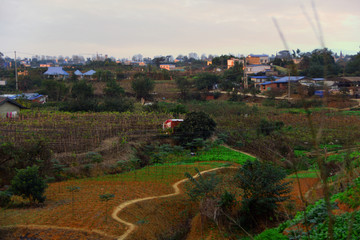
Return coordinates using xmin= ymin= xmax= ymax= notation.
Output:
xmin=0 ymin=166 xmax=236 ymax=240
xmin=112 ymin=166 xmax=236 ymax=240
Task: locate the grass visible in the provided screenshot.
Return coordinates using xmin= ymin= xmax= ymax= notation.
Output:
xmin=191 ymin=146 xmax=256 ymax=164
xmin=287 ymin=170 xmax=320 ymax=179
xmin=151 ymin=145 xmax=256 ymax=166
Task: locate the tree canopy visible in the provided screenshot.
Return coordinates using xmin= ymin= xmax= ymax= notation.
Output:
xmin=131 ymin=73 xmax=155 ymax=100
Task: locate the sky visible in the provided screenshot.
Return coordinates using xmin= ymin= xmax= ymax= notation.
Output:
xmin=0 ymin=0 xmax=359 ymax=59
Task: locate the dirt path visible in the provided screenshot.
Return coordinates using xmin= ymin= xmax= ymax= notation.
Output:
xmin=112 ymin=166 xmax=236 ymax=240
xmin=0 ymin=166 xmax=236 ymax=240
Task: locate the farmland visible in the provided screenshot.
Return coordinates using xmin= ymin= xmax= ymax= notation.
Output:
xmin=2 ymin=98 xmax=360 ymax=239
xmin=0 ymin=162 xmax=237 ymax=239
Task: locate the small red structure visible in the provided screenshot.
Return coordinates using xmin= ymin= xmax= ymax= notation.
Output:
xmin=162 ymin=119 xmax=184 ymax=130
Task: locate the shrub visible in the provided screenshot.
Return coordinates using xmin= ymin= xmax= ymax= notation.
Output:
xmin=0 ymin=191 xmax=12 ymax=207
xmin=174 ymin=111 xmax=216 ymax=146
xmin=257 ymin=119 xmax=284 ymax=136
xmin=10 ymin=166 xmax=47 ymax=204
xmin=236 ymin=160 xmax=292 ymax=228
xmin=254 ymin=228 xmax=288 ymax=240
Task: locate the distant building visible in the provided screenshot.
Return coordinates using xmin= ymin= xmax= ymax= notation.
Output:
xmin=18 ymin=70 xmax=29 ymax=76
xmin=0 ymin=93 xmax=48 ymax=104
xmin=40 ymin=63 xmax=53 ymax=68
xmin=162 ymin=119 xmax=183 ymax=131
xmin=246 ymin=54 xmax=269 ymax=65
xmin=43 ymin=67 xmax=69 ymax=79
xmin=0 ymin=97 xmax=27 ymax=118
xmin=160 ymin=64 xmax=176 ymax=71
xmin=245 ymin=64 xmax=271 ymax=74
xmin=251 ymin=76 xmax=280 ymax=88
xmin=259 ymin=76 xmax=305 ymax=92
xmin=227 ymin=58 xmax=244 ymax=69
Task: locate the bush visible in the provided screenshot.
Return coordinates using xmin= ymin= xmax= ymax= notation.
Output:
xmin=254 ymin=228 xmax=288 ymax=240
xmin=0 ymin=190 xmax=12 ymax=207
xmin=174 ymin=111 xmax=216 ymax=146
xmin=10 ymin=166 xmax=47 ymax=204
xmin=236 ymin=160 xmax=292 ymax=228
xmin=257 ymin=119 xmax=284 ymax=136
xmin=101 ymin=97 xmax=134 ymax=112
xmin=131 ymin=73 xmax=155 ymax=100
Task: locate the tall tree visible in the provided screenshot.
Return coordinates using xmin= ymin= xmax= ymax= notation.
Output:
xmin=131 ymin=73 xmax=154 ymax=100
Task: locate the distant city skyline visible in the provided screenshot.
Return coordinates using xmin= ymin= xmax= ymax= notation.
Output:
xmin=1 ymin=0 xmax=359 ymax=59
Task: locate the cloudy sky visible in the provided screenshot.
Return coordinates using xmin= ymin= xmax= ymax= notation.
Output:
xmin=1 ymin=0 xmax=359 ymax=59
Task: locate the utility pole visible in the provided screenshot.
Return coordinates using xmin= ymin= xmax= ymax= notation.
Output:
xmin=288 ymin=70 xmax=290 ymax=98
xmin=243 ymin=57 xmax=248 ymax=89
xmin=14 ymin=51 xmax=18 ymax=91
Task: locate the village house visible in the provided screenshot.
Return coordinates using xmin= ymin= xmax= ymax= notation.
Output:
xmin=0 ymin=93 xmax=48 ymax=104
xmin=245 ymin=64 xmax=271 ymax=74
xmin=227 ymin=58 xmax=244 ymax=69
xmin=0 ymin=97 xmax=27 ymax=118
xmin=159 ymin=64 xmax=176 ymax=71
xmin=251 ymin=76 xmax=280 ymax=88
xmin=246 ymin=54 xmax=269 ymax=65
xmin=44 ymin=67 xmax=69 ymax=79
xmin=259 ymin=76 xmax=305 ymax=92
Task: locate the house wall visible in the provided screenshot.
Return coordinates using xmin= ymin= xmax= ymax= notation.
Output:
xmin=246 ymin=56 xmax=260 ymax=65
xmin=260 ymin=83 xmax=287 ymax=92
xmin=246 ymin=65 xmax=271 ymax=74
xmin=0 ymin=102 xmax=20 ymax=117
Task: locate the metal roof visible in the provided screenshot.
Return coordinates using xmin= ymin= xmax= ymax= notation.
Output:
xmin=74 ymin=70 xmax=83 ymax=76
xmin=0 ymin=93 xmax=45 ymax=101
xmin=83 ymin=70 xmax=96 ymax=76
xmin=249 ymin=54 xmax=269 ymax=57
xmin=260 ymin=76 xmax=305 ymax=85
xmin=43 ymin=67 xmax=69 ymax=76
xmin=0 ymin=97 xmax=27 ymax=109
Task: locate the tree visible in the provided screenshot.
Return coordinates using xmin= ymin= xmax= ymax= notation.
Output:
xmin=174 ymin=111 xmax=216 ymax=145
xmin=99 ymin=193 xmax=115 ymax=222
xmin=194 ymin=72 xmax=219 ymax=91
xmin=131 ymin=73 xmax=154 ymax=100
xmin=10 ymin=166 xmax=47 ymax=204
xmin=103 ymin=79 xmax=124 ymax=98
xmin=235 ymin=160 xmax=292 ymax=228
xmin=72 ymin=80 xmax=94 ymax=100
xmin=346 ymin=53 xmax=360 ymax=75
xmin=67 ymin=186 xmax=80 ymax=216
xmin=175 ymin=76 xmax=192 ymax=101
xmin=41 ymin=80 xmax=69 ymax=101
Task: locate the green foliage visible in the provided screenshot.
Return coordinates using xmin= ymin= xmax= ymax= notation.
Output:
xmin=0 ymin=139 xmax=53 ymax=186
xmin=185 ymin=168 xmax=221 ymax=201
xmin=103 ymin=79 xmax=124 ymax=98
xmin=254 ymin=228 xmax=288 ymax=240
xmin=345 ymin=53 xmax=360 ymax=75
xmin=0 ymin=190 xmax=12 ymax=207
xmin=236 ymin=160 xmax=292 ymax=227
xmin=175 ymin=76 xmax=192 ymax=101
xmin=99 ymin=193 xmax=115 ymax=202
xmin=131 ymin=73 xmax=155 ymax=99
xmin=71 ymin=80 xmax=94 ymax=100
xmin=174 ymin=111 xmax=216 ymax=145
xmin=40 ymin=79 xmax=69 ymax=101
xmin=86 ymin=152 xmax=103 ymax=163
xmin=257 ymin=119 xmax=284 ymax=136
xmin=10 ymin=166 xmax=47 ymax=204
xmin=101 ymin=97 xmax=134 ymax=112
xmin=194 ymin=72 xmax=219 ymax=91
xmin=299 ymin=48 xmax=341 ymax=77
